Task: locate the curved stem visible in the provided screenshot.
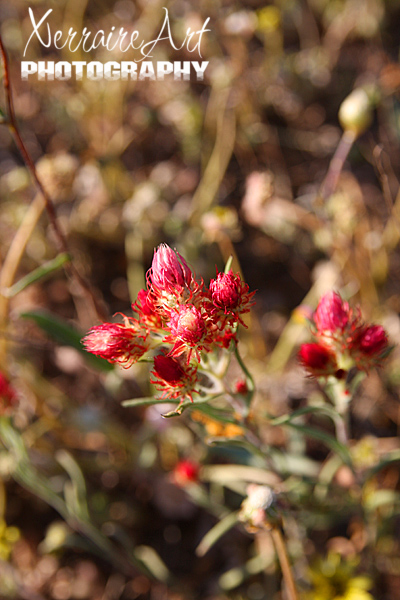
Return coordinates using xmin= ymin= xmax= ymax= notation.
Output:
xmin=234 ymin=345 xmax=255 ymax=394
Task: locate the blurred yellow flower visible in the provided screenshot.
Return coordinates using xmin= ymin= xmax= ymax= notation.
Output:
xmin=303 ymin=553 xmax=374 ymax=600
xmin=0 ymin=519 xmax=20 ymax=561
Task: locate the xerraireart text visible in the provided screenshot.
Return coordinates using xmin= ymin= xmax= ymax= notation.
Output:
xmin=21 ymin=7 xmax=210 ymax=81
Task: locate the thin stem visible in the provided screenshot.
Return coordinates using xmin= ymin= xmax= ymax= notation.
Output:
xmin=234 ymin=345 xmax=255 ymax=392
xmin=270 ymin=525 xmax=299 ymax=600
xmin=333 ymin=415 xmax=349 ymax=445
xmin=318 ymin=129 xmax=357 ymax=202
xmin=0 ymin=194 xmax=45 ymax=358
xmin=0 ymin=36 xmax=107 ymax=322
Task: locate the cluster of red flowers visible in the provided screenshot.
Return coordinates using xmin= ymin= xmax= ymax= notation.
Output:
xmin=83 ymin=244 xmax=255 ymax=403
xmin=299 ymin=291 xmax=390 ymax=378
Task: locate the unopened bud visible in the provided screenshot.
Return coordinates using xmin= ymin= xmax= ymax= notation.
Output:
xmin=338 ymin=88 xmax=373 ymax=137
xmin=238 ymin=484 xmax=278 ymax=530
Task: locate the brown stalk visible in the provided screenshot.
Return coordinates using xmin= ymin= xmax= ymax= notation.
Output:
xmin=270 ymin=524 xmax=299 ymax=600
xmin=0 ymin=36 xmax=107 ymax=322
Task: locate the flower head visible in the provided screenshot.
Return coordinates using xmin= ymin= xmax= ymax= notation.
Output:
xmin=314 ymin=292 xmax=350 ymax=336
xmin=83 ymin=322 xmax=148 ymax=367
xmin=300 ymin=291 xmax=391 ymax=377
xmin=352 ymin=324 xmax=389 ymax=370
xmin=166 ymin=304 xmax=209 ymax=362
xmin=151 ymin=354 xmax=197 ymax=402
xmin=299 ymin=343 xmax=338 ymax=377
xmin=356 ymin=324 xmax=388 ymax=356
xmin=148 ymin=244 xmax=199 ymax=314
xmin=209 ymin=270 xmax=255 ymax=326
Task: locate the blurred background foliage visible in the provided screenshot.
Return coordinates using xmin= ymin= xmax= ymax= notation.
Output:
xmin=1 ymin=0 xmax=400 ymax=598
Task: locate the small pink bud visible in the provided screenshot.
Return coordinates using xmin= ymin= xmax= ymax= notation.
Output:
xmin=299 ymin=343 xmax=337 ymax=377
xmin=150 ymin=244 xmax=193 ymax=294
xmin=83 ymin=322 xmax=148 ymax=367
xmin=314 ymin=291 xmax=349 ymax=334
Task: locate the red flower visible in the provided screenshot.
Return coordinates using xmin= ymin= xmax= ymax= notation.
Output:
xmin=351 ymin=324 xmax=389 ymax=370
xmin=314 ymin=292 xmax=350 ymax=335
xmin=209 ymin=270 xmax=255 ymax=326
xmin=83 ymin=322 xmax=149 ymax=367
xmin=173 ymin=460 xmax=200 ymax=485
xmin=132 ymin=288 xmax=164 ymax=332
xmin=147 ymin=244 xmax=201 ymax=314
xmin=151 ymin=355 xmax=197 ymax=402
xmin=151 ymin=244 xmax=193 ymax=291
xmin=356 ymin=325 xmax=388 ymax=356
xmin=298 ymin=343 xmax=338 ymax=377
xmin=166 ymin=304 xmax=208 ymax=362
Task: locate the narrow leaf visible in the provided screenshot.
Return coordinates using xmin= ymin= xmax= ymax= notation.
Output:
xmin=122 ymin=397 xmax=168 ymax=408
xmin=269 ymin=405 xmax=341 ymax=427
xmin=2 ymin=253 xmax=71 ymax=297
xmin=283 ymin=422 xmax=353 ymax=466
xmin=20 ymin=310 xmax=113 ymax=372
xmin=196 ymin=512 xmax=240 ymax=556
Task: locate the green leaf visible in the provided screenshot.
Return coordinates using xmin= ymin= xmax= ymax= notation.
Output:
xmin=161 ymin=394 xmax=220 ymax=418
xmin=121 ymin=396 xmax=168 ymax=408
xmin=224 ymin=255 xmax=233 ymax=274
xmin=201 ymin=464 xmax=280 ymax=486
xmin=20 ymin=310 xmax=113 ymax=372
xmin=219 ymin=552 xmax=275 ymax=590
xmin=187 ymin=402 xmax=239 ymax=425
xmin=196 ymin=511 xmax=240 ymax=556
xmin=206 ymin=436 xmax=267 ymax=461
xmin=2 ymin=253 xmax=71 ymax=297
xmin=282 ymin=421 xmax=353 ymax=467
xmin=269 ymin=405 xmax=341 ymax=427
xmin=366 ymin=450 xmax=400 ymax=479
xmin=133 ymin=546 xmax=171 ymax=582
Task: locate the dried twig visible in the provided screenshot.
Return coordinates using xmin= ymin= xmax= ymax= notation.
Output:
xmin=0 ymin=36 xmax=107 ymax=322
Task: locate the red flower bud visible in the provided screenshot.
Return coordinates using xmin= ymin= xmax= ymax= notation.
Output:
xmin=151 ymin=355 xmax=197 ymax=402
xmin=148 ymin=244 xmax=194 ymax=306
xmin=173 ymin=460 xmax=200 ymax=485
xmin=209 ymin=270 xmax=255 ymax=325
xmin=299 ymin=342 xmax=337 ymax=377
xmin=166 ymin=305 xmax=208 ymax=362
xmin=235 ymin=379 xmax=248 ymax=394
xmin=356 ymin=325 xmax=388 ymax=356
xmin=83 ymin=322 xmax=148 ymax=367
xmin=153 ymin=354 xmax=186 ymax=384
xmin=210 ymin=271 xmax=241 ymax=310
xmin=314 ymin=292 xmax=349 ymax=335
